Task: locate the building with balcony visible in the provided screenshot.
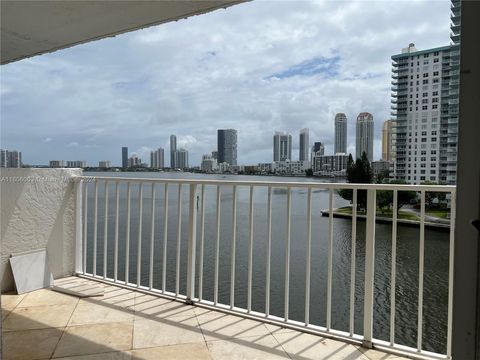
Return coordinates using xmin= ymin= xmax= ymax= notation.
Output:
xmin=312 ymin=153 xmax=349 ymax=176
xmin=273 ymin=131 xmax=292 ymax=162
xmin=49 ymin=160 xmax=65 ymax=168
xmin=355 ymin=112 xmax=374 ymax=162
xmin=334 ymin=113 xmax=348 ymax=154
xmin=150 ymin=148 xmax=165 ymax=169
xmin=98 ymin=160 xmax=110 ymax=169
xmin=66 ymin=160 xmax=86 ymax=168
xmin=299 ymin=128 xmax=310 ymax=161
xmin=217 ymin=129 xmax=238 ymax=166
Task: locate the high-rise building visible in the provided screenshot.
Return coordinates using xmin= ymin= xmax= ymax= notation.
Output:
xmin=170 ymin=135 xmax=177 ymax=168
xmin=176 ymin=149 xmax=189 ymax=169
xmin=122 ymin=147 xmax=128 ymax=168
xmin=49 ymin=160 xmax=65 ymax=168
xmin=127 ymin=155 xmax=142 ymax=168
xmin=1 ymin=150 xmax=22 ymax=168
xmin=217 ymin=129 xmax=237 ymax=166
xmin=150 ymin=148 xmax=164 ymax=169
xmin=299 ymin=128 xmax=309 ymax=161
xmin=99 ymin=161 xmax=110 ymax=168
xmin=356 ymin=112 xmax=374 ymax=162
xmin=312 ymin=142 xmax=325 ymax=155
xmin=66 ymin=161 xmax=86 ymax=168
xmin=201 ymin=154 xmax=217 ymax=172
xmin=391 ymin=40 xmax=459 ymax=184
xmin=334 ymin=113 xmax=347 ymax=154
xmin=382 ymin=120 xmax=393 ymax=161
xmin=273 ymin=131 xmax=292 ymax=162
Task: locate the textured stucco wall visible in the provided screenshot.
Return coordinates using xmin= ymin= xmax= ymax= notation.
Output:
xmin=0 ymin=168 xmax=81 ymax=292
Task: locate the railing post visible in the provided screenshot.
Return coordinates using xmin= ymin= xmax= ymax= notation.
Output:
xmin=74 ymin=178 xmax=83 ymax=274
xmin=363 ymin=188 xmax=376 ymax=348
xmin=186 ymin=184 xmax=198 ymax=304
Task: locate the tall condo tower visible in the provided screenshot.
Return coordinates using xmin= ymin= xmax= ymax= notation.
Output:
xmin=391 ymin=39 xmax=459 ymax=184
xmin=299 ymin=128 xmax=309 ymax=161
xmin=150 ymin=148 xmax=165 ymax=169
xmin=217 ymin=129 xmax=237 ymax=166
xmin=273 ymin=131 xmax=292 ymax=162
xmin=122 ymin=147 xmax=128 ymax=168
xmin=356 ymin=112 xmax=374 ymax=162
xmin=382 ymin=120 xmax=393 ymax=161
xmin=170 ymin=135 xmax=177 ymax=168
xmin=334 ymin=113 xmax=347 ymax=154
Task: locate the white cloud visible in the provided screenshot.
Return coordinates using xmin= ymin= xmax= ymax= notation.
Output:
xmin=0 ymin=0 xmax=452 ymax=166
xmin=43 ymin=137 xmax=52 ymax=143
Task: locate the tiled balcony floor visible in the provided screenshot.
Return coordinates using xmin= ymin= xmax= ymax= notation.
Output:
xmin=2 ymin=277 xmax=408 ymax=360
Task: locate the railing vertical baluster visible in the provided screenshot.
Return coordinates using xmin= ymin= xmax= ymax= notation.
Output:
xmin=390 ymin=190 xmax=398 ymax=345
xmin=162 ymin=184 xmax=169 ymax=292
xmin=137 ymin=183 xmax=143 ymax=287
xmin=446 ymin=190 xmax=456 ymax=358
xmin=125 ymin=182 xmax=131 ymax=285
xmin=265 ymin=186 xmax=272 ymax=317
xmin=230 ymin=185 xmax=237 ymax=309
xmin=305 ymin=188 xmax=312 ymax=326
xmin=363 ymin=189 xmax=376 ymax=348
xmin=417 ymin=190 xmax=426 ymax=351
xmin=214 ymin=186 xmax=221 ymax=305
xmin=284 ymin=187 xmax=291 ymax=321
xmin=186 ymin=184 xmax=198 ymax=303
xmin=247 ymin=186 xmax=254 ymax=313
xmin=74 ymin=179 xmax=83 ymax=274
xmin=93 ymin=180 xmax=98 ymax=277
xmin=349 ymin=189 xmax=357 ymax=335
xmin=175 ymin=185 xmax=182 ymax=295
xmin=198 ymin=184 xmax=206 ymax=301
xmin=103 ymin=181 xmax=109 ymax=279
xmin=114 ymin=181 xmax=119 ymax=282
xmin=82 ymin=181 xmax=88 ymax=274
xmin=149 ymin=184 xmax=156 ymax=290
xmin=327 ymin=188 xmax=334 ymax=330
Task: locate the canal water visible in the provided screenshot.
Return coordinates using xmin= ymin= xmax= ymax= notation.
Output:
xmin=84 ymin=172 xmax=449 ymax=354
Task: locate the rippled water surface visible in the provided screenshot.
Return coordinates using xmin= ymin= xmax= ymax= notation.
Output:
xmin=84 ymin=172 xmax=449 ymax=354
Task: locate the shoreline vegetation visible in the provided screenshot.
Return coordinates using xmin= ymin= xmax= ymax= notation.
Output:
xmin=321 ymin=206 xmax=451 ymax=231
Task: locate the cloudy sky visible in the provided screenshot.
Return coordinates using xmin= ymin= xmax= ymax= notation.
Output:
xmin=1 ymin=0 xmax=452 ymax=166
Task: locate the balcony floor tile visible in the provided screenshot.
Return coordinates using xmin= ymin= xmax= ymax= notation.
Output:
xmin=3 ymin=303 xmax=76 ymax=331
xmin=132 ymin=343 xmax=212 ymax=360
xmin=2 ymin=327 xmax=63 ymax=360
xmin=18 ymin=288 xmax=79 ymax=308
xmin=54 ymin=351 xmax=131 ymax=360
xmin=1 ymin=292 xmax=26 ymax=311
xmin=69 ymin=300 xmax=134 ymax=326
xmin=206 ymin=334 xmax=290 ymax=359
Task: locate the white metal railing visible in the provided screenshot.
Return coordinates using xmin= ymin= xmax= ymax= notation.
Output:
xmin=73 ymin=176 xmax=456 ymax=359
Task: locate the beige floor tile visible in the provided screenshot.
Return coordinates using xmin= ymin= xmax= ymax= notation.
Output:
xmin=131 ymin=343 xmax=212 ymax=360
xmin=69 ymin=300 xmax=134 ymax=326
xmin=19 ymin=288 xmax=79 ymax=308
xmin=357 ymin=347 xmax=410 ymax=360
xmin=273 ymin=332 xmax=368 ymax=360
xmin=54 ymin=351 xmax=131 ymax=359
xmin=53 ymin=321 xmax=134 ymax=358
xmin=2 ymin=308 xmax=10 ymax=320
xmin=134 ymin=294 xmax=196 ymax=319
xmin=133 ymin=316 xmax=204 ymax=349
xmin=1 ymin=292 xmax=26 ymax=310
xmin=264 ymin=322 xmax=297 ymax=335
xmin=207 ymin=334 xmax=289 ymax=359
xmin=2 ymin=328 xmax=63 ymax=360
xmin=197 ymin=312 xmax=271 ymax=341
xmin=99 ymin=286 xmax=136 ymax=308
xmin=3 ymin=304 xmax=76 ymax=331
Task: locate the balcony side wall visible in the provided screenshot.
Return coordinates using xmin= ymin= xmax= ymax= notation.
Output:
xmin=0 ymin=168 xmax=81 ymax=293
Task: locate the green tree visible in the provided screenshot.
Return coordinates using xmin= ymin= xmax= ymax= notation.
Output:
xmin=305 ymin=168 xmax=313 ymax=177
xmin=420 ymin=181 xmax=447 ymax=208
xmin=377 ymin=179 xmax=417 ymax=213
xmin=337 ymin=152 xmax=373 ymax=210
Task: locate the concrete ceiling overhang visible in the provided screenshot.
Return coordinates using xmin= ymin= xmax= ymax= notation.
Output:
xmin=1 ymin=0 xmax=246 ymax=65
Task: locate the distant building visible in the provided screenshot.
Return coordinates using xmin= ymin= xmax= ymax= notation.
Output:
xmin=127 ymin=155 xmax=142 ymax=168
xmin=175 ymin=149 xmax=189 ymax=169
xmin=257 ymin=163 xmax=273 ymax=173
xmin=122 ymin=147 xmax=128 ymax=168
xmin=1 ymin=149 xmax=22 ymax=168
xmin=356 ymin=112 xmax=374 ymax=162
xmin=49 ymin=160 xmax=65 ymax=168
xmin=299 ymin=128 xmax=309 ymax=161
xmin=99 ymin=161 xmax=110 ymax=168
xmin=372 ymin=160 xmax=391 ymax=178
xmin=217 ymin=129 xmax=237 ymax=166
xmin=170 ymin=135 xmax=177 ymax=168
xmin=312 ymin=154 xmax=349 ymax=176
xmin=335 ymin=113 xmax=347 ymax=154
xmin=217 ymin=162 xmax=230 ymax=173
xmin=273 ymin=131 xmax=292 ymax=162
xmin=150 ymin=148 xmax=164 ymax=169
xmin=66 ymin=161 xmax=86 ymax=168
xmin=211 ymin=151 xmax=218 ymax=160
xmin=201 ymin=154 xmax=217 ymax=172
xmin=382 ymin=120 xmax=393 ymax=161
xmin=273 ymin=160 xmax=310 ymax=176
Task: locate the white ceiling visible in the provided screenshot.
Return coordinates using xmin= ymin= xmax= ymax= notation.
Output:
xmin=1 ymin=0 xmax=246 ymax=65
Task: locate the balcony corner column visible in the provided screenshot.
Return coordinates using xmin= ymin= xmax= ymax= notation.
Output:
xmin=363 ymin=188 xmax=376 ymax=348
xmin=186 ymin=183 xmax=198 ymax=304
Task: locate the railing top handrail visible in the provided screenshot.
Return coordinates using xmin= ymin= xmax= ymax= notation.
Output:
xmin=76 ymin=175 xmax=456 ymax=193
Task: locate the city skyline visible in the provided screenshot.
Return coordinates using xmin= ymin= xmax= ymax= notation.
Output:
xmin=0 ymin=1 xmax=452 ymax=166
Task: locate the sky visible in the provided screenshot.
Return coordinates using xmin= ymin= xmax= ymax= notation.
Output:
xmin=0 ymin=0 xmax=452 ymax=167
